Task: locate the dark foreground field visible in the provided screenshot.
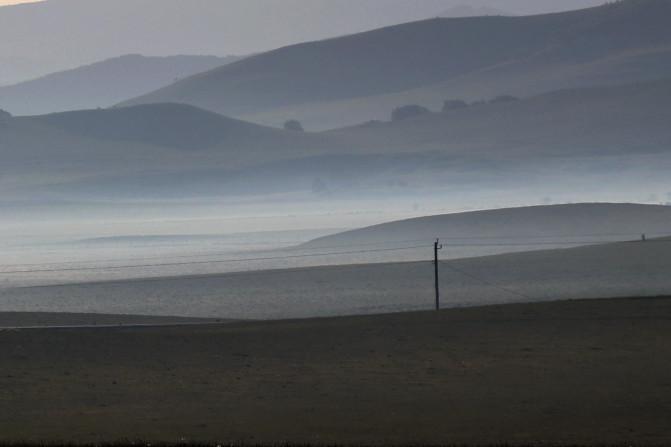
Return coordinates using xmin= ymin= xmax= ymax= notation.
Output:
xmin=0 ymin=312 xmax=222 ymax=329
xmin=1 ymin=297 xmax=671 ymax=445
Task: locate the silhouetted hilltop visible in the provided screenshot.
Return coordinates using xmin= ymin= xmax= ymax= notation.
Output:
xmin=121 ymin=0 xmax=671 ymax=129
xmin=440 ymin=5 xmax=511 ymax=17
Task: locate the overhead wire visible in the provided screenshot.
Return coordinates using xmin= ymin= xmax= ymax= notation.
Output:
xmin=2 ymin=236 xmax=665 ymax=271
xmin=0 ymin=238 xmax=433 ymax=268
xmin=439 ymin=260 xmax=535 ymax=301
xmin=0 ymin=243 xmax=431 ymax=275
xmin=1 ymin=233 xmax=669 ymax=275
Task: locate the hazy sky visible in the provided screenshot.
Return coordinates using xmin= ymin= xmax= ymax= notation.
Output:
xmin=0 ymin=0 xmax=606 ymax=12
xmin=0 ymin=0 xmax=39 ymax=5
xmin=0 ymin=0 xmax=606 ymax=85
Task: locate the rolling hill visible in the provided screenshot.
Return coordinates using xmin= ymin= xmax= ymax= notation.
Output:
xmin=122 ymin=0 xmax=671 ymax=129
xmin=0 ymin=103 xmax=338 ymax=201
xmin=4 ymin=73 xmax=671 ymax=203
xmin=325 ymin=77 xmax=671 ymax=157
xmin=301 ymin=203 xmax=671 ymax=251
xmin=0 ymin=54 xmax=244 ymax=116
xmin=3 ymin=232 xmax=671 ymax=318
xmin=28 ymin=103 xmax=284 ymax=151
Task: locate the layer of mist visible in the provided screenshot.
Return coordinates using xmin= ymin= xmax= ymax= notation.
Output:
xmin=1 ymin=0 xmax=669 ymax=321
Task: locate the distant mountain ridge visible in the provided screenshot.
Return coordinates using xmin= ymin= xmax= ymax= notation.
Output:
xmin=0 ymin=54 xmax=243 ymax=116
xmin=0 ymin=0 xmax=458 ymax=84
xmin=121 ymin=0 xmax=671 ymax=129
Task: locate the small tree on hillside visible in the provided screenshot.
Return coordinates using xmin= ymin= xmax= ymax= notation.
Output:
xmin=391 ymin=105 xmax=431 ymax=122
xmin=284 ymin=119 xmax=304 ymax=132
xmin=442 ymin=99 xmax=468 ymax=112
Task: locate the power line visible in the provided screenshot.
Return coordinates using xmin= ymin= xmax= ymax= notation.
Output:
xmin=0 ymin=238 xmax=433 ymax=269
xmin=436 ymin=231 xmax=671 ymax=240
xmin=0 ymin=244 xmax=431 ymax=275
xmin=439 ymin=261 xmax=535 ymax=301
xmin=435 ymin=240 xmax=660 ymax=247
xmin=2 ymin=235 xmax=667 ymax=311
xmin=9 ymin=230 xmax=670 ymax=269
xmin=2 ymin=236 xmax=668 ymax=272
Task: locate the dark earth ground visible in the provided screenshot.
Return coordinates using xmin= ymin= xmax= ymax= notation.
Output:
xmin=0 ymin=312 xmax=222 ymax=329
xmin=1 ymin=297 xmax=671 ymax=445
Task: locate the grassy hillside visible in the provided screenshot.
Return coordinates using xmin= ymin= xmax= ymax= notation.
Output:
xmin=301 ymin=203 xmax=671 ymax=249
xmin=122 ymin=0 xmax=671 ymax=129
xmin=0 ymin=54 xmax=243 ymax=116
xmin=4 ymin=233 xmax=671 ymax=319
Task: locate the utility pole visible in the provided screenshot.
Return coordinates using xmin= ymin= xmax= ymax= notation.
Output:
xmin=434 ymin=238 xmax=443 ymax=311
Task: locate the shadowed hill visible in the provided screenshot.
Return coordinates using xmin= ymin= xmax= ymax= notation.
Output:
xmin=0 ymin=103 xmax=338 ymax=200
xmin=0 ymin=54 xmax=243 ymax=116
xmin=4 ymin=74 xmax=671 ymax=201
xmin=121 ymin=0 xmax=671 ymax=129
xmin=324 ymin=77 xmax=671 ymax=156
xmin=27 ymin=103 xmax=286 ymax=151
